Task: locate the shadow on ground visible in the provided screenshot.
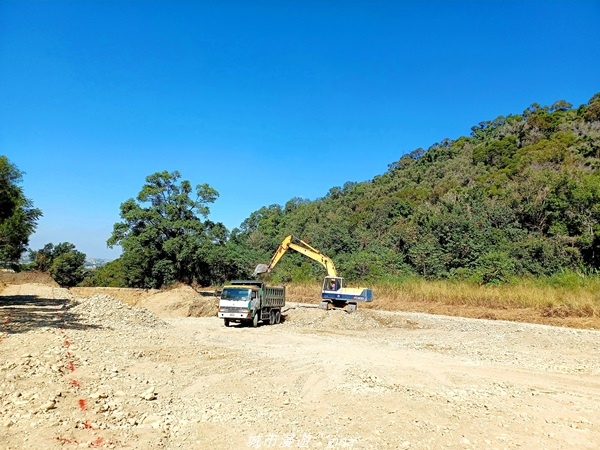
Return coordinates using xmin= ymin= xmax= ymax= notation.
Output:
xmin=0 ymin=294 xmax=101 ymax=334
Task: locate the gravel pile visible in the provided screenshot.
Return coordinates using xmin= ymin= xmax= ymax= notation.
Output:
xmin=70 ymin=294 xmax=169 ymax=329
xmin=282 ymin=304 xmax=420 ymax=331
xmin=282 ymin=306 xmax=381 ymax=330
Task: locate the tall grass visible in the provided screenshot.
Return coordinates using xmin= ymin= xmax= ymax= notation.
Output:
xmin=284 ymin=272 xmax=600 ymax=318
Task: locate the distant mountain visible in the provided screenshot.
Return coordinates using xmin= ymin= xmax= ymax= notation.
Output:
xmin=84 ymin=258 xmax=111 ymax=269
xmin=20 ymin=254 xmax=111 ymax=269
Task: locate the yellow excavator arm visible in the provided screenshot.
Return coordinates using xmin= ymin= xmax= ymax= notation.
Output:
xmin=253 ymin=235 xmax=338 ymax=277
xmin=254 ymin=234 xmax=373 ymax=311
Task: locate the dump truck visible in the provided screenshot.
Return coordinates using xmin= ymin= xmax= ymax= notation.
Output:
xmin=254 ymin=235 xmax=373 ymax=312
xmin=217 ymin=280 xmax=285 ymax=327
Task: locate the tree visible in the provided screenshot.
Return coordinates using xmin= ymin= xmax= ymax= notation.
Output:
xmin=583 ymin=92 xmax=600 ymax=122
xmin=0 ymin=156 xmax=42 ymax=268
xmin=50 ymin=249 xmax=86 ymax=287
xmin=549 ymin=100 xmax=572 ymax=112
xmin=28 ymin=242 xmax=87 ymax=287
xmin=108 ymin=171 xmax=222 ymax=288
xmin=28 ymin=243 xmax=56 ymax=271
xmin=85 ymin=258 xmax=127 ymax=287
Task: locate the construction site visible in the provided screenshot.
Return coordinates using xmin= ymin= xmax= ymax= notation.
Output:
xmin=1 ymin=274 xmax=599 ymax=449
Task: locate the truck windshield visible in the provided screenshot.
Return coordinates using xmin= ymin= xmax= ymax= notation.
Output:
xmin=221 ymin=288 xmax=251 ymax=300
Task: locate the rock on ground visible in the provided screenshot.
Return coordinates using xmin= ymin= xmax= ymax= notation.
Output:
xmin=1 ymin=284 xmax=599 ymax=449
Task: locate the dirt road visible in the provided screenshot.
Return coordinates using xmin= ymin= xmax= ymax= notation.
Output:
xmin=1 ymin=283 xmax=599 ymax=449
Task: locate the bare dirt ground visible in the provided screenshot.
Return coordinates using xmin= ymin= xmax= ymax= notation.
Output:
xmin=1 ymin=281 xmax=599 ymax=450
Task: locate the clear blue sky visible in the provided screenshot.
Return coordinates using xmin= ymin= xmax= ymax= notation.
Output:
xmin=1 ymin=1 xmax=599 ymax=259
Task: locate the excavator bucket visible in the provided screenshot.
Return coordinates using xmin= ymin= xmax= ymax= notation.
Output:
xmin=253 ymin=264 xmax=269 ymax=276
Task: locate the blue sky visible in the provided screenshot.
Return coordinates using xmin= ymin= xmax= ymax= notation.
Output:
xmin=1 ymin=1 xmax=599 ymax=259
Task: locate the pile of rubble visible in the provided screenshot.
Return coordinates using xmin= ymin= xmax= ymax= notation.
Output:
xmin=70 ymin=294 xmax=169 ymax=330
xmin=282 ymin=305 xmax=395 ymax=331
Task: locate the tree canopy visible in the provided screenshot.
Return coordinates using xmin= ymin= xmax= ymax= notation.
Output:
xmin=108 ymin=171 xmax=238 ymax=288
xmin=28 ymin=242 xmax=87 ymax=287
xmin=0 ymin=156 xmax=42 ymax=269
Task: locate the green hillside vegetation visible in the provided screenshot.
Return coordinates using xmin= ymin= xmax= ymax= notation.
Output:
xmin=81 ymin=92 xmax=600 ymax=327
xmin=9 ymin=93 xmax=600 ymax=327
xmin=231 ymin=94 xmax=600 ymax=286
xmin=21 ymin=93 xmax=600 ymax=325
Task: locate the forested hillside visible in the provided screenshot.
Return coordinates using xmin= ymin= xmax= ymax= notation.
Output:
xmin=230 ymin=94 xmax=600 ymax=284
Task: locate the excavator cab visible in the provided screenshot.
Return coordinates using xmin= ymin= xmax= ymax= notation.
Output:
xmin=323 ymin=276 xmax=343 ymax=292
xmin=321 ymin=276 xmax=357 ymax=311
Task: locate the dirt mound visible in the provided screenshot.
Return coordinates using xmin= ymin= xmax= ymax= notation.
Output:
xmin=282 ymin=304 xmax=421 ymax=331
xmin=71 ymin=285 xmax=218 ymax=318
xmin=71 ymin=294 xmax=168 ymax=329
xmin=70 ymin=287 xmax=158 ymax=306
xmin=139 ymin=285 xmax=218 ymax=318
xmin=0 ymin=271 xmax=58 ymax=287
xmin=0 ymin=282 xmax=73 ymax=301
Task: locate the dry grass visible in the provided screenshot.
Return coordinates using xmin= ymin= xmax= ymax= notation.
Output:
xmin=370 ymin=278 xmax=600 ymax=313
xmin=284 ymin=278 xmax=600 ymax=330
xmin=284 ymin=282 xmax=324 ymax=304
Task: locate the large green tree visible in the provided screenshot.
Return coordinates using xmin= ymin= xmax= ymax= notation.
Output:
xmin=49 ymin=243 xmax=86 ymax=287
xmin=28 ymin=242 xmax=87 ymax=287
xmin=0 ymin=156 xmax=42 ymax=269
xmin=108 ymin=171 xmax=224 ymax=288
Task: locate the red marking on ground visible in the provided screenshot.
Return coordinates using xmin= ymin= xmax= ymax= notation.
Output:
xmin=78 ymin=398 xmax=87 ymax=411
xmin=90 ymin=436 xmax=104 ymax=447
xmin=83 ymin=419 xmax=95 ymax=429
xmin=70 ymin=379 xmax=81 ymax=388
xmin=55 ymin=436 xmax=78 ymax=444
xmin=64 ymin=339 xmax=71 ymax=347
xmin=67 ymin=351 xmax=73 ymax=358
xmin=67 ymin=360 xmax=75 ymax=372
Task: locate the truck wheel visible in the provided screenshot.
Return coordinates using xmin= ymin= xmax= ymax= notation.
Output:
xmin=252 ymin=312 xmax=259 ymax=327
xmin=275 ymin=310 xmax=281 ymax=324
xmin=224 ymin=319 xmax=230 ymax=327
xmin=269 ymin=310 xmax=276 ymax=325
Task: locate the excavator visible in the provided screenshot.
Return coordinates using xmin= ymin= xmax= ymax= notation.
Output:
xmin=253 ymin=235 xmax=373 ymax=312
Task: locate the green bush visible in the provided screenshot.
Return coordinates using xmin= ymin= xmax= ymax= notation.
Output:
xmin=50 ymin=252 xmax=86 ymax=287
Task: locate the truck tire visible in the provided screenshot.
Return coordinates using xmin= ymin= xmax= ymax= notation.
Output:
xmin=253 ymin=311 xmax=259 ymax=327
xmin=224 ymin=319 xmax=230 ymax=327
xmin=275 ymin=310 xmax=281 ymax=324
xmin=269 ymin=310 xmax=276 ymax=325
